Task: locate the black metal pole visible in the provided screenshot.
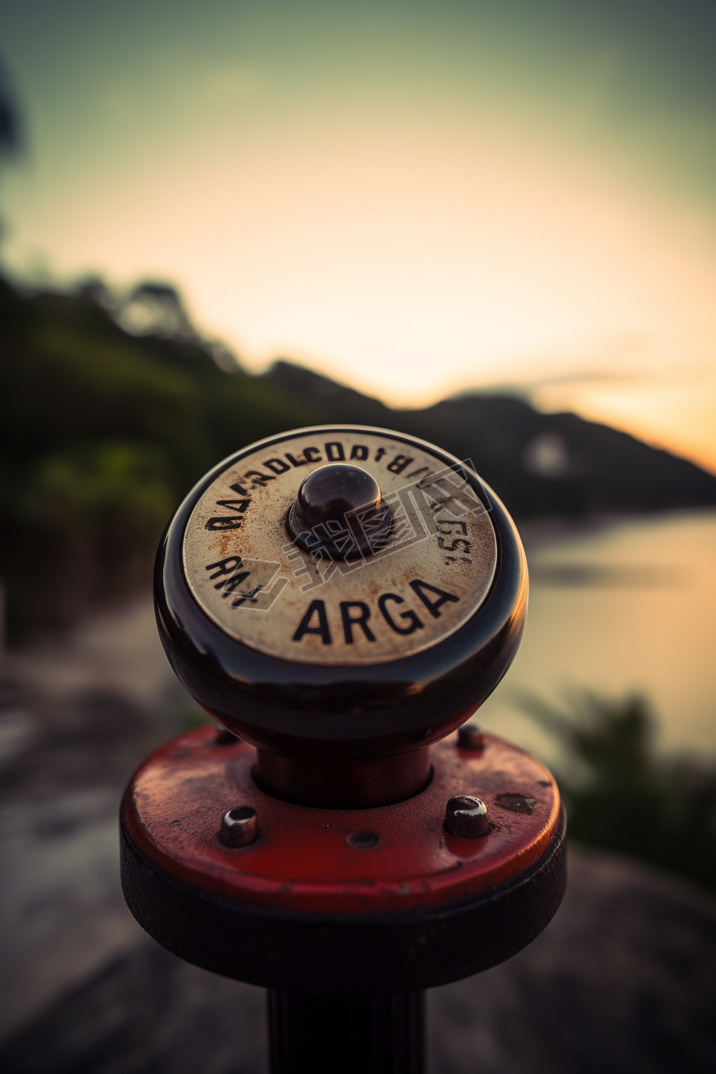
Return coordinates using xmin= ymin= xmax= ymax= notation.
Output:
xmin=267 ymin=990 xmax=425 ymax=1074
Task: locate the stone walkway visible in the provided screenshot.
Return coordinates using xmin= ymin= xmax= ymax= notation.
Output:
xmin=0 ymin=598 xmax=714 ymax=1072
xmin=0 ymin=600 xmax=177 ymax=1035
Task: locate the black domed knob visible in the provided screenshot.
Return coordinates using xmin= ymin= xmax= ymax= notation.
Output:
xmin=155 ymin=425 xmax=527 ymax=806
xmin=288 ymin=463 xmax=391 ymax=558
xmin=296 ymin=463 xmax=381 ymax=528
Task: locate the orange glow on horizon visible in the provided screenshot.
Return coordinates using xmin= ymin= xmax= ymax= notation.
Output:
xmin=5 ymin=41 xmax=716 ymax=476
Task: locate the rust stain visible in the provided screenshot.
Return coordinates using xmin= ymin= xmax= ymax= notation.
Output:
xmin=495 ymin=792 xmax=538 ymax=815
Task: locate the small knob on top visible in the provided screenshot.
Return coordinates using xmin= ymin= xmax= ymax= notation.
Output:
xmin=287 ymin=463 xmax=392 ymax=559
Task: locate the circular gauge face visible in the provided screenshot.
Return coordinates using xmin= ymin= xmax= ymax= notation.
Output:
xmin=182 ymin=429 xmax=498 ymax=666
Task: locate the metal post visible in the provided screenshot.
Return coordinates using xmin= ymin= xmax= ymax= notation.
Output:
xmin=121 ymin=425 xmax=567 ymax=1072
xmin=268 ymin=990 xmax=425 ymax=1074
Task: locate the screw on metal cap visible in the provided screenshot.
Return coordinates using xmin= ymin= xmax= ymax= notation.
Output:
xmin=444 ymin=795 xmax=490 ymax=838
xmin=219 ymin=805 xmax=259 ymax=848
xmin=287 ymin=462 xmax=392 ymax=559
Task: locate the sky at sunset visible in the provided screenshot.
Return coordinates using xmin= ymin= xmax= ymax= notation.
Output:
xmin=3 ymin=0 xmax=716 ymax=471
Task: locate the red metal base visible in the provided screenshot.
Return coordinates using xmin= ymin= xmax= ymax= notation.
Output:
xmin=122 ymin=726 xmax=561 ymax=914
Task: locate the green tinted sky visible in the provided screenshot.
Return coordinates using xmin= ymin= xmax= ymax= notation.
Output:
xmin=3 ymin=0 xmax=716 ymax=466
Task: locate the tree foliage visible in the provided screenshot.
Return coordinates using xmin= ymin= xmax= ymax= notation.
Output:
xmin=0 ymin=276 xmax=324 ymax=635
xmin=1 ymin=271 xmax=715 ymax=638
xmin=520 ymin=690 xmax=716 ymax=893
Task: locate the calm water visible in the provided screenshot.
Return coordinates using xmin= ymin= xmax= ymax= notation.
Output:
xmin=477 ymin=510 xmax=716 ymax=765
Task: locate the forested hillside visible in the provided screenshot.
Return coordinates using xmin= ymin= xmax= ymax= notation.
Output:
xmin=2 ymin=275 xmax=715 ymax=638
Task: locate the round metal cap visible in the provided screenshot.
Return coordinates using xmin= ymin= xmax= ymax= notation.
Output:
xmin=156 ymin=425 xmax=527 ymax=757
xmin=181 ymin=428 xmax=497 ymax=666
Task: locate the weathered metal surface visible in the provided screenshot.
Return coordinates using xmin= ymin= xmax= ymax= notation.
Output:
xmin=182 ymin=428 xmax=497 ymax=665
xmin=122 ymin=727 xmax=561 ymax=914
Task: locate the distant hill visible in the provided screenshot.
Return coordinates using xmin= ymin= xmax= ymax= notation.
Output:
xmin=260 ymin=361 xmax=716 ymax=516
xmin=1 ymin=274 xmax=715 ymax=637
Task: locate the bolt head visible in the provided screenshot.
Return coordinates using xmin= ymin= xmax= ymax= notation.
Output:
xmin=220 ymin=805 xmax=258 ymax=848
xmin=444 ymin=795 xmax=491 ymax=838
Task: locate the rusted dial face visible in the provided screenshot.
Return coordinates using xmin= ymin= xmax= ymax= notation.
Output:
xmin=182 ymin=429 xmax=497 ymax=666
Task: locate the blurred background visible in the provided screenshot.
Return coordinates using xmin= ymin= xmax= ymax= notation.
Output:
xmin=0 ymin=2 xmax=715 ymax=1072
